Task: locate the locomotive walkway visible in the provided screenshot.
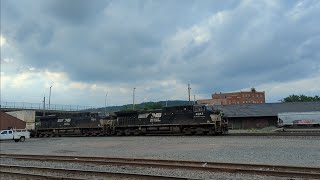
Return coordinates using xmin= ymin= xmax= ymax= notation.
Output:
xmin=1 ymin=154 xmax=319 ymax=179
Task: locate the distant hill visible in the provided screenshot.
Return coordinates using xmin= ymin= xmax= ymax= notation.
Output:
xmin=89 ymin=100 xmax=189 ymax=113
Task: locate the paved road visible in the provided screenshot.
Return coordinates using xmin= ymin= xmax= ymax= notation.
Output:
xmin=1 ymin=136 xmax=319 ymax=167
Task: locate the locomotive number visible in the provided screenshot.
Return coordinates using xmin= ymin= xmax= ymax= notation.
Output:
xmin=194 ymin=112 xmax=205 ymax=117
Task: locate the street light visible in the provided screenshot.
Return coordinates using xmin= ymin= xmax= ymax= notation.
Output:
xmin=188 ymin=83 xmax=191 ymax=105
xmin=49 ymin=85 xmax=52 ymax=110
xmin=133 ymin=88 xmax=136 ymax=110
xmin=161 ymin=91 xmax=168 ymax=107
xmin=165 ymin=96 xmax=168 ymax=107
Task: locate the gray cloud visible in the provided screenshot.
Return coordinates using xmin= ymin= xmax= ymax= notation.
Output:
xmin=46 ymin=0 xmax=110 ymax=25
xmin=1 ymin=0 xmax=320 ymax=99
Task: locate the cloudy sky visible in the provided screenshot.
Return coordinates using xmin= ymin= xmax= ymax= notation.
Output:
xmin=1 ymin=0 xmax=320 ymax=108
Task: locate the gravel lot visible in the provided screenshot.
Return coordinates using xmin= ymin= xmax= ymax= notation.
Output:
xmin=1 ymin=136 xmax=319 ymax=179
xmin=1 ymin=136 xmax=319 ymax=167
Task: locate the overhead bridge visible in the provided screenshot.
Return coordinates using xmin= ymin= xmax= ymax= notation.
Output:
xmin=0 ymin=101 xmax=97 ymax=116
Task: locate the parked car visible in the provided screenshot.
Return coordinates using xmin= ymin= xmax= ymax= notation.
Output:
xmin=0 ymin=129 xmax=30 ymax=142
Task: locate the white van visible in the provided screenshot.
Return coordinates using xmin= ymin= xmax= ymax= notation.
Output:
xmin=0 ymin=129 xmax=30 ymax=142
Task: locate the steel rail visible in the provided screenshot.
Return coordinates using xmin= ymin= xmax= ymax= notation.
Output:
xmin=0 ymin=164 xmax=188 ymax=180
xmin=1 ymin=154 xmax=320 ymax=179
xmin=0 ymin=170 xmax=81 ymax=180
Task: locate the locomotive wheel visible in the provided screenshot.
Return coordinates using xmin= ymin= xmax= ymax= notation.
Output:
xmin=125 ymin=129 xmax=134 ymax=136
xmin=183 ymin=128 xmax=193 ymax=135
xmin=133 ymin=129 xmax=141 ymax=136
xmin=207 ymin=130 xmax=216 ymax=135
xmin=195 ymin=128 xmax=205 ymax=135
xmin=116 ymin=130 xmax=124 ymax=136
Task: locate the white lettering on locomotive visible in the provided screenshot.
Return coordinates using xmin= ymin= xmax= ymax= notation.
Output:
xmin=150 ymin=113 xmax=162 ymax=122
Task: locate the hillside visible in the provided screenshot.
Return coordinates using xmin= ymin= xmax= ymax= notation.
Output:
xmin=90 ymin=100 xmax=190 ymax=113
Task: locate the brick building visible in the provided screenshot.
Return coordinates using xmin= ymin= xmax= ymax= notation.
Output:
xmin=197 ymin=90 xmax=265 ymax=105
xmin=0 ymin=111 xmax=26 ymax=130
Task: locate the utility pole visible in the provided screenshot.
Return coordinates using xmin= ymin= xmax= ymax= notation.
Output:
xmin=49 ymin=85 xmax=52 ymax=110
xmin=133 ymin=88 xmax=136 ymax=110
xmin=194 ymin=95 xmax=196 ymax=105
xmin=43 ymin=96 xmax=46 ymax=116
xmin=188 ymin=83 xmax=191 ymax=105
xmin=105 ymin=92 xmax=108 ymax=115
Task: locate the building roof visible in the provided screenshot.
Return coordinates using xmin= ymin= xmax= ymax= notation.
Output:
xmin=214 ymin=101 xmax=320 ymax=118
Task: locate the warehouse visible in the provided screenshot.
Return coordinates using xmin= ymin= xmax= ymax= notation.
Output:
xmin=214 ymin=101 xmax=320 ymax=129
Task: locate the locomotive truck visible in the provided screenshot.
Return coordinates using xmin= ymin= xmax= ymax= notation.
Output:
xmin=32 ymin=105 xmax=228 ymax=137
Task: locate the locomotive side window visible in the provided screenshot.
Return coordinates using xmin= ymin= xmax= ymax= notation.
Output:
xmin=194 ymin=106 xmax=205 ymax=112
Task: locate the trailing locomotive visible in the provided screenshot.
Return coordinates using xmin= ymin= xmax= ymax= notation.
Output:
xmin=33 ymin=112 xmax=109 ymax=137
xmin=32 ymin=105 xmax=228 ymax=137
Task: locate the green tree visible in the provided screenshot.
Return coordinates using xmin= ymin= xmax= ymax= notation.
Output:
xmin=121 ymin=102 xmax=163 ymax=111
xmin=282 ymin=94 xmax=320 ymax=102
xmin=141 ymin=102 xmax=163 ymax=110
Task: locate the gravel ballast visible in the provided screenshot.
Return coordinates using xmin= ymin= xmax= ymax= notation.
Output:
xmin=0 ymin=157 xmax=289 ymax=180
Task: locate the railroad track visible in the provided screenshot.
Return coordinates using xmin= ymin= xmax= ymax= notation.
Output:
xmin=1 ymin=154 xmax=320 ymax=179
xmin=0 ymin=164 xmax=184 ymax=180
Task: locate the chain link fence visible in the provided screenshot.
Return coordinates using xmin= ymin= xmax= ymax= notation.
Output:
xmin=0 ymin=101 xmax=97 ymax=111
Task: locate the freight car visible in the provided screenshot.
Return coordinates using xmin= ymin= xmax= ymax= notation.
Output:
xmin=32 ymin=105 xmax=228 ymax=137
xmin=278 ymin=112 xmax=320 ymax=127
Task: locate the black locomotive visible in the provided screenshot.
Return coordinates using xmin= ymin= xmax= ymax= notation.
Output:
xmin=114 ymin=105 xmax=228 ymax=135
xmin=32 ymin=105 xmax=228 ymax=137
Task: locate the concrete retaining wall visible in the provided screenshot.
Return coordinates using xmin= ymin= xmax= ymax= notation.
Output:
xmin=6 ymin=110 xmax=35 ymax=123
